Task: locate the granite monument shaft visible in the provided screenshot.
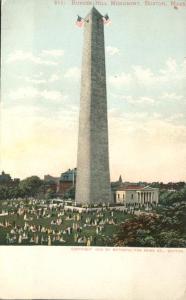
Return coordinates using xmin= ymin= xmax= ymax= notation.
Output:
xmin=75 ymin=7 xmax=111 ymax=204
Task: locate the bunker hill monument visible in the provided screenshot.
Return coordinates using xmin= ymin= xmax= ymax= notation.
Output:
xmin=75 ymin=7 xmax=111 ymax=205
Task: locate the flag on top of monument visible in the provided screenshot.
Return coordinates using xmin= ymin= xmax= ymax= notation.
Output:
xmin=76 ymin=15 xmax=84 ymax=28
xmin=102 ymin=14 xmax=111 ymax=25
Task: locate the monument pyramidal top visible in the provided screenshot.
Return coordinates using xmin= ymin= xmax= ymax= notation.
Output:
xmin=85 ymin=6 xmax=103 ymax=18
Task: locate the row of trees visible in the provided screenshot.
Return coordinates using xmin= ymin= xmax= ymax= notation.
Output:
xmin=158 ymin=188 xmax=186 ymax=206
xmin=0 ymin=176 xmax=44 ymax=200
xmin=133 ymin=182 xmax=185 ymax=190
xmin=149 ymin=182 xmax=185 ymax=190
xmin=0 ymin=176 xmax=75 ymax=200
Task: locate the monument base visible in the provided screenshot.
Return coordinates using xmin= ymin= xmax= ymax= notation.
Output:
xmin=64 ymin=204 xmax=126 ymax=212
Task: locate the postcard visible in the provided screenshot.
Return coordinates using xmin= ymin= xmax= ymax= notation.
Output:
xmin=0 ymin=0 xmax=186 ymax=299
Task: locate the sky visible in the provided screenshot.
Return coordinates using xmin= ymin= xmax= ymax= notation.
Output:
xmin=1 ymin=0 xmax=186 ymax=182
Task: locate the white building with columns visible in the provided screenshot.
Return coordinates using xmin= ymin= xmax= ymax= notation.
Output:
xmin=115 ymin=185 xmax=159 ymax=206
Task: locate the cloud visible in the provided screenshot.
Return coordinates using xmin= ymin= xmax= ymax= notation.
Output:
xmin=6 ymin=50 xmax=64 ymax=66
xmin=8 ymin=87 xmax=63 ymax=102
xmin=135 ymin=96 xmax=155 ymax=104
xmin=160 ymin=93 xmax=184 ymax=101
xmin=111 ymin=91 xmax=185 ymax=106
xmin=25 ymin=73 xmax=60 ymax=85
xmin=166 ymin=113 xmax=184 ymax=122
xmin=109 ymin=58 xmax=186 ymax=88
xmin=109 ymin=73 xmax=132 ymax=86
xmin=1 ymin=103 xmax=186 ymax=181
xmin=108 ymin=109 xmax=186 ymax=181
xmin=64 ymin=67 xmax=81 ymax=80
xmin=25 ymin=78 xmax=47 ymax=85
xmin=132 ymin=65 xmax=155 ymax=85
xmin=40 ymin=50 xmax=64 ymax=57
xmin=122 ymin=95 xmax=155 ymax=105
xmin=164 ymin=57 xmax=177 ymax=73
xmin=106 ymin=46 xmax=120 ymax=56
xmin=1 ymin=103 xmax=78 ymax=179
xmin=108 ymin=109 xmax=186 ymax=144
xmin=111 ymin=90 xmax=157 ymax=105
xmin=109 ymin=66 xmax=155 ymax=87
xmin=49 ymin=74 xmax=60 ymax=82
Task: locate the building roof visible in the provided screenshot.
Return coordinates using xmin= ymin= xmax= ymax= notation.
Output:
xmin=60 ymin=168 xmax=77 ymax=182
xmin=0 ymin=171 xmax=12 ymax=182
xmin=44 ymin=175 xmax=59 ymax=184
xmin=116 ymin=185 xmax=158 ymax=191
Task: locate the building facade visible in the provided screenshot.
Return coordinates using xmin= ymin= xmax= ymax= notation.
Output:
xmin=0 ymin=171 xmax=20 ymax=187
xmin=43 ymin=169 xmax=76 ymax=197
xmin=57 ymin=168 xmax=76 ymax=195
xmin=115 ymin=185 xmax=159 ymax=205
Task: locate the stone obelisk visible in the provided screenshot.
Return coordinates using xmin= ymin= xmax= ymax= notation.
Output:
xmin=75 ymin=7 xmax=111 ymax=205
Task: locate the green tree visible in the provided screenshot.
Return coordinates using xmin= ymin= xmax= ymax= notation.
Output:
xmin=0 ymin=186 xmax=9 ymax=200
xmin=19 ymin=176 xmax=43 ymax=197
xmin=45 ymin=188 xmax=56 ymax=199
xmin=115 ymin=202 xmax=186 ymax=247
